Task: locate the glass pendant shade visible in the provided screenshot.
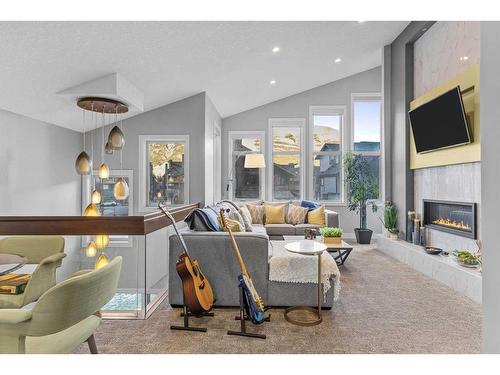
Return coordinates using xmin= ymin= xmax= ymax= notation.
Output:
xmin=83 ymin=203 xmax=100 ymax=216
xmin=95 ymin=234 xmax=109 ymax=249
xmin=85 ymin=241 xmax=97 ymax=257
xmin=75 ymin=151 xmax=91 ymax=175
xmin=91 ymin=189 xmax=102 ymax=204
xmin=108 ymin=126 xmax=125 ymax=150
xmin=98 ymin=163 xmax=110 ymax=179
xmin=113 ymin=177 xmax=129 ymax=200
xmin=95 ymin=252 xmax=110 ymax=269
xmin=105 ymin=141 xmax=114 ymax=155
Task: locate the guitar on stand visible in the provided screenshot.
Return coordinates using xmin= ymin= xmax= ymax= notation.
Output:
xmin=219 ymin=208 xmax=270 ymax=339
xmin=159 ymin=203 xmax=215 ymax=332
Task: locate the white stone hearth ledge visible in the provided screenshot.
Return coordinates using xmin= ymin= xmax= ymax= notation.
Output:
xmin=375 ymin=235 xmax=482 ymax=304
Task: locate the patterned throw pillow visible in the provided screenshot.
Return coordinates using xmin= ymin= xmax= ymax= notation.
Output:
xmin=245 ymin=203 xmax=265 ymax=225
xmin=239 ymin=206 xmax=254 ymax=232
xmin=214 ymin=201 xmax=246 ymax=232
xmin=286 ymin=204 xmax=309 ymax=225
xmin=228 ymin=210 xmax=246 ymax=232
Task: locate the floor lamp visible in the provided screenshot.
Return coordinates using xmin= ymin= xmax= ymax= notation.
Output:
xmin=226 ymin=153 xmax=266 ymax=198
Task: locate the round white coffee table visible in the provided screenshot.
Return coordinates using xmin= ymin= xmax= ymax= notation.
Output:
xmin=283 ymin=240 xmax=327 ymax=326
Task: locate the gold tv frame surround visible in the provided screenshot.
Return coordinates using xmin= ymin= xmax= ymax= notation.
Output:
xmin=409 ymin=64 xmax=480 ymax=170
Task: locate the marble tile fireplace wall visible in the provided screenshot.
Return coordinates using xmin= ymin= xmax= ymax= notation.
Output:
xmin=413 ymin=21 xmax=481 ymax=251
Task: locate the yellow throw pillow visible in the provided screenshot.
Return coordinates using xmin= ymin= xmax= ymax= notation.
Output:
xmin=265 ymin=204 xmax=286 ymax=224
xmin=308 ymin=205 xmax=325 ymax=226
xmin=218 ymin=217 xmax=242 ymax=232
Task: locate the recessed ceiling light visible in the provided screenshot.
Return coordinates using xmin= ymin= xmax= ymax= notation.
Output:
xmin=334 ymin=58 xmax=342 ymax=63
xmin=270 ymin=80 xmax=276 ymax=85
xmin=460 ymin=56 xmax=469 ymax=61
xmin=272 ymin=46 xmax=280 ymax=53
xmin=358 ymin=21 xmax=365 ymax=23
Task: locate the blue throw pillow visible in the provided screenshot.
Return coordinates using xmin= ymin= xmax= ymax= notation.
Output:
xmin=301 ymin=200 xmax=320 ymax=211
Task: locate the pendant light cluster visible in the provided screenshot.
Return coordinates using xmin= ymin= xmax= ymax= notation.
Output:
xmin=74 ymin=97 xmax=129 ymax=269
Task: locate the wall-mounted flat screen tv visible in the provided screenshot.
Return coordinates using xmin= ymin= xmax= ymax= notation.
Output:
xmin=409 ymin=86 xmax=471 ymax=153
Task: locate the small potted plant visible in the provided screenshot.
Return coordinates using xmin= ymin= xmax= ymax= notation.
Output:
xmin=381 ymin=201 xmax=399 ymax=240
xmin=320 ymin=227 xmax=343 ymax=244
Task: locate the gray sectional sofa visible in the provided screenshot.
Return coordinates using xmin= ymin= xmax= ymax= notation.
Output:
xmin=168 ymin=202 xmax=339 ymax=309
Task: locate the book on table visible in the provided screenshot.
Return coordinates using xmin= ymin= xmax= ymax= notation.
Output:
xmin=0 ymin=274 xmax=30 ymax=295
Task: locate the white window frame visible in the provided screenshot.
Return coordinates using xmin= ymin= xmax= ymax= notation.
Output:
xmin=82 ymin=169 xmax=134 ymax=248
xmin=138 ymin=135 xmax=190 ymax=212
xmin=268 ymin=118 xmax=306 ymax=201
xmin=227 ymin=130 xmax=265 ymax=202
xmin=350 ymin=93 xmax=384 ymax=202
xmin=308 ymin=106 xmax=347 ymax=205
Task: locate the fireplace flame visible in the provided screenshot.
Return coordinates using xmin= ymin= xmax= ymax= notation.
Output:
xmin=432 ymin=217 xmax=471 ymax=231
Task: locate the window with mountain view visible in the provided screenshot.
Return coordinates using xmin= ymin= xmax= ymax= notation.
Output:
xmin=229 ymin=132 xmax=264 ymax=200
xmin=311 ymin=110 xmax=343 ymax=202
xmin=352 ymin=95 xmax=382 ymax=199
xmin=270 ymin=121 xmax=304 ymax=200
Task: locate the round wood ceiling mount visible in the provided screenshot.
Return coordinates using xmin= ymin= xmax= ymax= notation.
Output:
xmin=77 ymin=97 xmax=129 ymax=114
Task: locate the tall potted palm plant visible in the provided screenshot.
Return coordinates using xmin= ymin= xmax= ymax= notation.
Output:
xmin=343 ymin=152 xmax=379 ymax=244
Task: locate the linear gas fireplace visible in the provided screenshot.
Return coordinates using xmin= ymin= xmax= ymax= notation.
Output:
xmin=422 ymin=199 xmax=476 ymax=239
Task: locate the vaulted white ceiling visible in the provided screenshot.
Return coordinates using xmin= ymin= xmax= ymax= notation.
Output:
xmin=0 ymin=21 xmax=408 ymax=132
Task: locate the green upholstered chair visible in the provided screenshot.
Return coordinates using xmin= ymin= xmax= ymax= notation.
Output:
xmin=0 ymin=256 xmax=122 ymax=354
xmin=0 ymin=236 xmax=66 ymax=308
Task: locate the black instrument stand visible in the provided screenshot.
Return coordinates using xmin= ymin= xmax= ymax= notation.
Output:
xmin=227 ymin=285 xmax=270 ymax=339
xmin=170 ymin=294 xmax=214 ymax=332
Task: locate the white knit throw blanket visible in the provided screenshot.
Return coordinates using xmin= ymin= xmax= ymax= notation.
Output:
xmin=269 ymin=241 xmax=341 ymax=301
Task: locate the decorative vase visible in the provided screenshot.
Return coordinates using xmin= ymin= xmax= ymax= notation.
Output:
xmin=389 ymin=232 xmax=398 ymax=240
xmin=324 ymin=236 xmax=342 ymax=244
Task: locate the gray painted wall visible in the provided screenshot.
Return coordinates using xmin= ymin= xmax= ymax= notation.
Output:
xmin=0 ymin=108 xmax=82 ymax=280
xmin=85 ymin=92 xmax=208 ymax=213
xmin=222 ymin=67 xmax=383 ymax=234
xmin=480 ymin=21 xmax=500 ymax=354
xmin=204 ymin=95 xmax=222 ymax=206
xmin=83 ymin=92 xmax=214 ymax=290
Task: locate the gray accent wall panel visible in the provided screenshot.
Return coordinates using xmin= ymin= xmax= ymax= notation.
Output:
xmin=480 ymin=21 xmax=500 ymax=354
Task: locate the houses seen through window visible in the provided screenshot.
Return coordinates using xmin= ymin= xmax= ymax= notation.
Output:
xmin=147 ymin=142 xmax=185 ymax=206
xmin=271 ymin=125 xmax=302 ymax=200
xmin=231 ymin=137 xmax=262 ymax=200
xmin=312 ymin=114 xmax=342 ymax=202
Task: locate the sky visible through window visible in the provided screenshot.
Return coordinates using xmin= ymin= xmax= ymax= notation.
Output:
xmin=353 ymin=101 xmax=381 ymax=143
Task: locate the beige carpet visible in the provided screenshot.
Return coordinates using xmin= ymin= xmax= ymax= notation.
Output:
xmin=75 ymin=244 xmax=481 ymax=354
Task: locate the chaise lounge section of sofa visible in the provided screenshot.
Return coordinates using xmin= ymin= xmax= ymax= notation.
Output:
xmin=168 ymin=229 xmax=336 ymax=309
